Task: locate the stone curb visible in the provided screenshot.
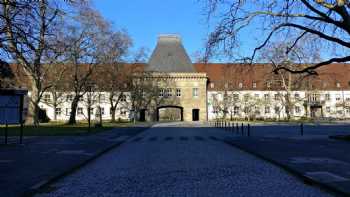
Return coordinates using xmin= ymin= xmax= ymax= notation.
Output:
xmin=223 ymin=139 xmax=349 ymax=197
xmin=22 ymin=127 xmax=150 ymax=197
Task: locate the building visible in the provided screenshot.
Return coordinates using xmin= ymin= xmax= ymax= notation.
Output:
xmin=7 ymin=35 xmax=350 ymax=122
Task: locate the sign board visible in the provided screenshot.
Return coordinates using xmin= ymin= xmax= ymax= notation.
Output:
xmin=0 ymin=95 xmax=21 ymax=124
xmin=0 ymin=89 xmax=27 ymax=125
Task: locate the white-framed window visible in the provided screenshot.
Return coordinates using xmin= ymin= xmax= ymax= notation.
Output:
xmin=101 ymin=107 xmax=105 ymax=115
xmin=99 ymin=94 xmax=105 ymax=102
xmin=336 ymin=94 xmax=341 ymax=101
xmin=210 ymin=83 xmax=214 ymax=88
xmin=233 ymin=94 xmax=239 ymax=101
xmin=120 ymin=109 xmax=127 ymax=116
xmin=336 ymin=82 xmax=341 ymax=88
xmin=66 ymin=108 xmax=71 ymax=116
xmin=325 ymin=94 xmax=331 ymax=101
xmin=176 ymin=88 xmax=181 ymax=97
xmin=264 ymin=94 xmax=270 ymax=100
xmin=346 ymin=107 xmax=350 ymax=114
xmin=294 ymin=93 xmax=300 ymax=99
xmin=165 ymin=88 xmax=172 ymax=97
xmin=77 ymin=107 xmax=83 ymax=115
xmin=295 ymin=106 xmax=301 ymax=114
xmin=55 ymin=108 xmax=61 ymax=116
xmin=275 ymin=106 xmax=280 ymax=114
xmin=120 ymin=94 xmax=127 ymax=102
xmin=252 ymin=82 xmax=257 ymax=88
xmin=266 ymin=82 xmax=271 ymax=88
xmin=66 ymin=94 xmax=73 ymax=102
xmin=234 ymin=106 xmax=239 ymax=115
xmin=244 ymin=94 xmax=249 ymax=101
xmin=89 ymin=108 xmax=94 ymax=115
xmin=239 ymin=82 xmax=243 ymax=89
xmin=44 ymin=94 xmax=51 ymax=103
xmin=159 ymin=89 xmax=164 ymax=97
xmin=265 ymin=106 xmax=270 ymax=114
xmin=326 ymin=106 xmax=331 ymax=113
xmin=193 ymin=88 xmax=198 ymax=97
xmin=274 ymin=94 xmax=280 ymax=100
xmin=254 ymin=106 xmax=260 ymax=115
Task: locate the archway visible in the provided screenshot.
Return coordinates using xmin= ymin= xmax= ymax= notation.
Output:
xmin=156 ymin=106 xmax=183 ymax=122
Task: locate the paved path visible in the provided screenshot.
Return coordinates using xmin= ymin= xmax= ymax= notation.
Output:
xmin=36 ymin=123 xmax=333 ymax=197
xmin=0 ymin=127 xmax=147 ymax=197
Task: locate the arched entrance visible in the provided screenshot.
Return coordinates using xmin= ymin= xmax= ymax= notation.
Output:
xmin=156 ymin=106 xmax=183 ymax=122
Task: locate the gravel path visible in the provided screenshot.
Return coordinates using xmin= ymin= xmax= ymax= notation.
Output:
xmin=35 ymin=125 xmax=333 ymax=197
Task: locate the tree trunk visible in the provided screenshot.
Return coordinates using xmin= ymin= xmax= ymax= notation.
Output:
xmin=26 ymin=81 xmax=40 ymax=126
xmin=110 ymin=106 xmax=116 ymax=123
xmin=68 ymin=97 xmax=79 ymax=124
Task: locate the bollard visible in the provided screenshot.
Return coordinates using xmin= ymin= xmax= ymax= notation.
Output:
xmin=5 ymin=123 xmax=8 ymax=145
xmin=300 ymin=123 xmax=304 ymax=136
xmin=20 ymin=122 xmax=24 ymax=144
xmin=248 ymin=124 xmax=250 ymax=137
xmin=241 ymin=123 xmax=244 ymax=136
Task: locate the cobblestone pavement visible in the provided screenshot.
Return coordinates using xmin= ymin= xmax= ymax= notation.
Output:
xmin=36 ymin=124 xmax=334 ymax=197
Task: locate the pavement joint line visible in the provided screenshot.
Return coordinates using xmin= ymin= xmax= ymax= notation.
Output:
xmin=223 ymin=139 xmax=349 ymax=197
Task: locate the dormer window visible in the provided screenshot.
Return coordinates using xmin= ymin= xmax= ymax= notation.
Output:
xmin=266 ymin=82 xmax=271 ymax=88
xmin=210 ymin=83 xmax=214 ymax=88
xmin=239 ymin=82 xmax=243 ymax=89
xmin=252 ymin=82 xmax=257 ymax=88
xmin=224 ymin=83 xmax=229 ymax=89
xmin=336 ymin=82 xmax=341 ymax=88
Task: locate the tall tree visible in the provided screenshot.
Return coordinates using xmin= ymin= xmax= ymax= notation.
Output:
xmin=60 ymin=5 xmax=111 ymax=124
xmin=204 ymin=0 xmax=350 ymax=74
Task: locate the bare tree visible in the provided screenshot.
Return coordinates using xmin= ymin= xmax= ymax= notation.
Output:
xmin=59 ymin=5 xmax=111 ymax=124
xmin=94 ymin=30 xmax=132 ymax=122
xmin=0 ymin=0 xmax=75 ymax=125
xmin=204 ymin=0 xmax=350 ymax=74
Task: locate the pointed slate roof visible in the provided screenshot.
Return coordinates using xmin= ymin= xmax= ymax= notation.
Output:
xmin=147 ymin=35 xmax=195 ymax=72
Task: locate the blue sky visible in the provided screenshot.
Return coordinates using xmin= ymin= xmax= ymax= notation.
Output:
xmin=91 ymin=0 xmax=213 ymax=61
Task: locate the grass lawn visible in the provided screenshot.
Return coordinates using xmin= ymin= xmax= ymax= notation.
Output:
xmin=0 ymin=121 xmax=137 ymax=136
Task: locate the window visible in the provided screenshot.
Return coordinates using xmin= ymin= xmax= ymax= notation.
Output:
xmin=165 ymin=88 xmax=172 ymax=97
xmin=224 ymin=83 xmax=229 ymax=89
xmin=89 ymin=108 xmax=94 ymax=115
xmin=239 ymin=82 xmax=243 ymax=89
xmin=265 ymin=106 xmax=270 ymax=114
xmin=252 ymin=82 xmax=257 ymax=88
xmin=294 ymin=93 xmax=300 ymax=99
xmin=234 ymin=106 xmax=239 ymax=115
xmin=77 ymin=108 xmax=83 ymax=115
xmin=66 ymin=108 xmax=71 ymax=116
xmin=254 ymin=106 xmax=260 ymax=115
xmin=100 ymin=94 xmax=105 ymax=102
xmin=44 ymin=94 xmax=51 ymax=103
xmin=176 ymin=88 xmax=181 ymax=97
xmin=264 ymin=94 xmax=270 ymax=100
xmin=346 ymin=97 xmax=350 ymax=101
xmin=295 ymin=106 xmax=301 ymax=114
xmin=210 ymin=83 xmax=214 ymax=88
xmin=233 ymin=94 xmax=239 ymax=101
xmin=55 ymin=108 xmax=61 ymax=116
xmin=193 ymin=88 xmax=199 ymax=97
xmin=101 ymin=107 xmax=105 ymax=115
xmin=67 ymin=94 xmax=73 ymax=102
xmin=244 ymin=94 xmax=249 ymax=101
xmin=336 ymin=94 xmax=341 ymax=101
xmin=244 ymin=107 xmax=250 ymax=114
xmin=346 ymin=107 xmax=350 ymax=114
xmin=266 ymin=82 xmax=271 ymax=88
xmin=326 ymin=106 xmax=331 ymax=113
xmin=325 ymin=94 xmax=331 ymax=101
xmin=336 ymin=82 xmax=341 ymax=88
xmin=159 ymin=89 xmax=164 ymax=97
xmin=120 ymin=109 xmax=127 ymax=116
xmin=274 ymin=94 xmax=280 ymax=101
xmin=120 ymin=94 xmax=127 ymax=102
xmin=275 ymin=106 xmax=280 ymax=114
